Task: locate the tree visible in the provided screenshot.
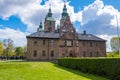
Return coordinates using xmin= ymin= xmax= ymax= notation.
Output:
xmin=23 ymin=45 xmax=27 ymax=56
xmin=0 ymin=41 xmax=4 ymax=55
xmin=3 ymin=38 xmax=14 ymax=56
xmin=110 ymin=37 xmax=120 ymax=53
xmin=15 ymin=47 xmax=25 ymax=56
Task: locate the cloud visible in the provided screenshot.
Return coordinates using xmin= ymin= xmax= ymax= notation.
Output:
xmin=0 ymin=27 xmax=26 ymax=47
xmin=75 ymin=0 xmax=120 ymax=52
xmin=0 ymin=0 xmax=120 ymax=52
xmin=0 ymin=0 xmax=77 ymax=32
xmin=79 ymin=0 xmax=120 ymax=35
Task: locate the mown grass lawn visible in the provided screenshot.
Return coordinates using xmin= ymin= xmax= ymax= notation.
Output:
xmin=0 ymin=61 xmax=108 ymax=80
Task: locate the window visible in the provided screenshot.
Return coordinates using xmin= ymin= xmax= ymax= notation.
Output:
xmin=96 ymin=42 xmax=98 ymax=47
xmin=33 ymin=50 xmax=37 ymax=57
xmin=64 ymin=40 xmax=66 ymax=46
xmin=43 ymin=40 xmax=45 ymax=45
xmin=67 ymin=40 xmax=72 ymax=46
xmin=34 ymin=39 xmax=38 ymax=45
xmin=42 ymin=50 xmax=46 ymax=57
xmin=50 ymin=40 xmax=54 ymax=46
xmin=90 ymin=42 xmax=92 ymax=47
xmin=83 ymin=42 xmax=86 ymax=47
xmin=83 ymin=51 xmax=86 ymax=57
xmin=90 ymin=52 xmax=92 ymax=57
xmin=51 ymin=51 xmax=54 ymax=57
xmin=71 ymin=40 xmax=73 ymax=46
xmin=49 ymin=21 xmax=52 ymax=26
xmin=97 ymin=52 xmax=99 ymax=57
xmin=49 ymin=27 xmax=52 ymax=32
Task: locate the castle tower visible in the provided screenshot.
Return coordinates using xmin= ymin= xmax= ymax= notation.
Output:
xmin=60 ymin=3 xmax=69 ymax=27
xmin=37 ymin=21 xmax=43 ymax=32
xmin=44 ymin=7 xmax=55 ymax=32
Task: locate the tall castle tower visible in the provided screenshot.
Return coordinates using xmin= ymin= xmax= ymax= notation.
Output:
xmin=60 ymin=3 xmax=68 ymax=27
xmin=44 ymin=7 xmax=56 ymax=32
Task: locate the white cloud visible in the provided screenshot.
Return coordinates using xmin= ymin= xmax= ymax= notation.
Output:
xmin=78 ymin=0 xmax=120 ymax=52
xmin=0 ymin=28 xmax=26 ymax=47
xmin=0 ymin=0 xmax=77 ymax=32
xmin=0 ymin=0 xmax=120 ymax=52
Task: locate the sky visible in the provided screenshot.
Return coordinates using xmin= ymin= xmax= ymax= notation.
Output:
xmin=0 ymin=0 xmax=120 ymax=52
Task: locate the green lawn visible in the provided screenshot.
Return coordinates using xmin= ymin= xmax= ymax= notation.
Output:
xmin=0 ymin=61 xmax=108 ymax=80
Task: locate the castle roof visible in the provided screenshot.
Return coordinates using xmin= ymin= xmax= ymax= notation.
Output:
xmin=27 ymin=31 xmax=106 ymax=41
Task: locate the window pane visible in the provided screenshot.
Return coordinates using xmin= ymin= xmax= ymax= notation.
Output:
xmin=34 ymin=39 xmax=38 ymax=45
xmin=43 ymin=40 xmax=45 ymax=45
xmin=33 ymin=50 xmax=37 ymax=57
xmin=51 ymin=51 xmax=54 ymax=57
xmin=42 ymin=50 xmax=46 ymax=57
xmin=90 ymin=42 xmax=92 ymax=47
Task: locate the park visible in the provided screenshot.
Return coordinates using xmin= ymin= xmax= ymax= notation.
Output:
xmin=0 ymin=0 xmax=120 ymax=80
xmin=0 ymin=61 xmax=109 ymax=80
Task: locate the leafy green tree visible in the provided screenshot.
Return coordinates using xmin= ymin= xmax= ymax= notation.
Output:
xmin=3 ymin=38 xmax=14 ymax=56
xmin=23 ymin=45 xmax=27 ymax=55
xmin=0 ymin=41 xmax=4 ymax=55
xmin=110 ymin=37 xmax=120 ymax=53
xmin=15 ymin=47 xmax=25 ymax=56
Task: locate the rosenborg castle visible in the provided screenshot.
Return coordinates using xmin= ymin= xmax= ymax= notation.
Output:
xmin=26 ymin=4 xmax=106 ymax=61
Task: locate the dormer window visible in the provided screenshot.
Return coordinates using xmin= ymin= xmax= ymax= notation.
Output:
xmin=34 ymin=39 xmax=38 ymax=45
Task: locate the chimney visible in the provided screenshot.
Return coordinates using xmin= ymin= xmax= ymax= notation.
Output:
xmin=83 ymin=30 xmax=86 ymax=35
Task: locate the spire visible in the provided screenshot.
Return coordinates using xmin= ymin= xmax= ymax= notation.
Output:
xmin=45 ymin=4 xmax=55 ymax=21
xmin=61 ymin=1 xmax=68 ymax=19
xmin=47 ymin=4 xmax=52 ymax=17
xmin=37 ymin=21 xmax=43 ymax=32
xmin=39 ymin=22 xmax=42 ymax=29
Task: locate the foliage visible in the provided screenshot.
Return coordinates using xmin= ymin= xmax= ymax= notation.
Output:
xmin=107 ymin=52 xmax=120 ymax=57
xmin=0 ymin=41 xmax=4 ymax=55
xmin=15 ymin=47 xmax=25 ymax=56
xmin=3 ymin=38 xmax=14 ymax=56
xmin=110 ymin=37 xmax=120 ymax=52
xmin=58 ymin=58 xmax=120 ymax=80
xmin=0 ymin=61 xmax=108 ymax=80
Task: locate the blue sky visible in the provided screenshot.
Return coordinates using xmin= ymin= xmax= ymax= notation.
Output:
xmin=0 ymin=0 xmax=120 ymax=52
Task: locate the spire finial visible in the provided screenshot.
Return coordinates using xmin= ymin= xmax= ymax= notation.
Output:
xmin=49 ymin=3 xmax=51 ymax=12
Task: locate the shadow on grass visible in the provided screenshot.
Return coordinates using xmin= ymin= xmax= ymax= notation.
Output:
xmin=52 ymin=62 xmax=108 ymax=80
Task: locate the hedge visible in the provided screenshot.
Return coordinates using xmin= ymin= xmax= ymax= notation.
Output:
xmin=58 ymin=58 xmax=120 ymax=80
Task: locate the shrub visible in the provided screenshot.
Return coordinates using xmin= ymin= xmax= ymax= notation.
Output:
xmin=58 ymin=58 xmax=120 ymax=80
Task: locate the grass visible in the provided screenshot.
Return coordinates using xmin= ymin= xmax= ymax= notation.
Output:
xmin=0 ymin=61 xmax=108 ymax=80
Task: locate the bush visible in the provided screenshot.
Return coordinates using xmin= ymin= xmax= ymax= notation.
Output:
xmin=58 ymin=58 xmax=120 ymax=80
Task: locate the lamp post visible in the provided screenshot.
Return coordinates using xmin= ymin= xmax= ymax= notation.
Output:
xmin=115 ymin=15 xmax=120 ymax=55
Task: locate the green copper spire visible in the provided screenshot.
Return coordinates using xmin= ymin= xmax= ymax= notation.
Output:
xmin=39 ymin=22 xmax=42 ymax=29
xmin=45 ymin=6 xmax=55 ymax=21
xmin=47 ymin=7 xmax=52 ymax=17
xmin=61 ymin=3 xmax=68 ymax=19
